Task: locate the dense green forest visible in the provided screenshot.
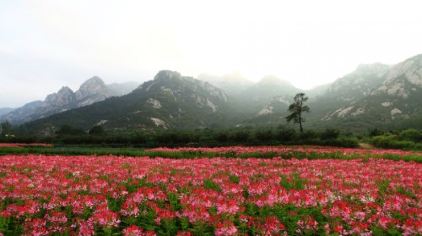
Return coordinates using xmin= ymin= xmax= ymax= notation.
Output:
xmin=2 ymin=120 xmax=422 ymax=150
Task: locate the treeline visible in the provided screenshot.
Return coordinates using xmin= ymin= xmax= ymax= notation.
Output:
xmin=1 ymin=124 xmax=359 ymax=148
xmin=368 ymin=129 xmax=422 ymax=150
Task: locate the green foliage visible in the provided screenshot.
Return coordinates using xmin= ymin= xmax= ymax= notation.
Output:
xmin=369 ymin=128 xmax=384 ymax=137
xmin=372 ymin=226 xmax=402 ymax=236
xmin=275 ymin=127 xmax=297 ymax=142
xmin=0 ymin=121 xmax=13 ymax=137
xmin=89 ymin=125 xmax=105 ymax=135
xmin=399 ymin=129 xmax=422 ymax=142
xmin=0 ymin=144 xmax=421 ymax=163
xmin=168 ymin=192 xmax=182 ymax=211
xmin=315 ymin=136 xmax=359 ymax=148
xmin=299 ymin=130 xmax=318 ymax=140
xmin=230 ymin=130 xmax=250 ymax=142
xmin=280 ymin=173 xmax=306 ymax=190
xmin=320 ymin=128 xmax=340 ymax=140
xmin=56 ymin=125 xmax=85 ymax=136
xmin=214 ymin=132 xmax=228 ymax=142
xmin=377 ymin=179 xmax=390 ymax=197
xmin=203 ymin=179 xmax=221 ymax=192
xmin=107 ymin=196 xmax=125 ymax=212
xmin=286 ymin=93 xmax=310 ymax=133
xmin=229 ymin=174 xmax=240 ymax=184
xmin=0 ymin=216 xmax=24 ymax=235
xmin=370 ymin=132 xmax=420 ymax=150
xmin=156 ymin=131 xmax=199 ymax=145
xmin=254 ymin=129 xmax=273 ymax=141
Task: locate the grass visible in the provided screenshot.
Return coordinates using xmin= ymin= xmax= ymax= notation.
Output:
xmin=0 ymin=145 xmax=422 ymax=163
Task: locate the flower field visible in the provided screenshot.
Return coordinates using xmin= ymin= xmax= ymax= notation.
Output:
xmin=0 ymin=151 xmax=421 ymax=235
xmin=0 ymin=143 xmax=52 ymax=148
xmin=148 ymin=146 xmax=422 ymax=158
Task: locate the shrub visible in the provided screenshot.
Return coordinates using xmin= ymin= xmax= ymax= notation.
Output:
xmin=369 ymin=128 xmax=384 ymax=137
xmin=370 ymin=135 xmax=396 ymax=148
xmin=299 ymin=130 xmax=318 ymax=140
xmin=322 ymin=137 xmax=359 ymax=148
xmin=255 ymin=129 xmax=273 ymax=141
xmin=371 ymin=135 xmax=415 ymax=149
xmin=275 ymin=128 xmax=296 ymax=142
xmin=214 ymin=132 xmax=229 ymax=142
xmin=56 ymin=125 xmax=85 ymax=136
xmin=230 ymin=130 xmax=250 ymax=142
xmin=400 ymin=129 xmax=422 ymax=142
xmin=89 ymin=126 xmax=105 ymax=135
xmin=320 ymin=128 xmax=340 ymax=140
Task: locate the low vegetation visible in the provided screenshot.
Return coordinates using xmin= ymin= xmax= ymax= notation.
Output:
xmin=368 ymin=128 xmax=422 ymax=150
xmin=0 ymin=154 xmax=421 ymax=235
xmin=2 ymin=125 xmax=360 ymax=148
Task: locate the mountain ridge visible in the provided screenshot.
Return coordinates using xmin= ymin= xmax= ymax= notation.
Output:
xmin=10 ymin=54 xmax=422 ymax=134
xmin=1 ymin=77 xmax=139 ymax=125
xmin=21 ymin=70 xmax=231 ymax=135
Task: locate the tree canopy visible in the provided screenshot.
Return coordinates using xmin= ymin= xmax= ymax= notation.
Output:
xmin=286 ymin=93 xmax=310 ymax=133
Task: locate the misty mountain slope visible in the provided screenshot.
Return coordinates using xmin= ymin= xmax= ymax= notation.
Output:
xmin=243 ymin=76 xmax=300 ymax=102
xmin=232 ymin=76 xmax=300 ymax=114
xmin=322 ymin=55 xmax=422 ymax=128
xmin=309 ymin=63 xmax=390 ymax=120
xmin=239 ymin=96 xmax=292 ymax=126
xmin=22 ymin=71 xmax=231 ymax=134
xmin=198 ymin=73 xmax=253 ymax=97
xmin=0 ymin=108 xmax=14 ymax=117
xmin=1 ymin=77 xmax=138 ymax=125
xmin=306 ymin=83 xmax=331 ymax=98
xmin=108 ymin=82 xmax=140 ymax=96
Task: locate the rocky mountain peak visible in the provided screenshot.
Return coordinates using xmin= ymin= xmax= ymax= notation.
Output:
xmin=81 ymin=76 xmax=104 ymax=85
xmin=75 ymin=76 xmax=108 ymax=100
xmin=384 ymin=55 xmax=422 ymax=87
xmin=23 ymin=71 xmax=231 ymax=132
xmin=58 ymin=86 xmax=74 ymax=95
xmin=45 ymin=86 xmax=76 ymax=107
xmin=326 ymin=63 xmax=389 ymax=97
xmin=154 ymin=70 xmax=182 ymax=81
xmin=2 ymin=76 xmax=136 ymax=125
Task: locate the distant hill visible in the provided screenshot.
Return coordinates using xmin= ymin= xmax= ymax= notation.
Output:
xmin=1 ymin=77 xmax=138 ymax=125
xmin=108 ymin=81 xmax=140 ymax=96
xmin=198 ymin=72 xmax=253 ymax=97
xmin=0 ymin=108 xmax=14 ymax=117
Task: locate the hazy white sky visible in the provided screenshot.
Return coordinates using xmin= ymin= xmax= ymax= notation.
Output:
xmin=1 ymin=0 xmax=422 ymax=107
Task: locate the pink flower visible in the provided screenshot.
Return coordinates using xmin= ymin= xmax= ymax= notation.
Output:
xmin=91 ymin=208 xmax=120 ymax=227
xmin=215 ymin=221 xmax=238 ymax=236
xmin=123 ymin=225 xmax=144 ymax=236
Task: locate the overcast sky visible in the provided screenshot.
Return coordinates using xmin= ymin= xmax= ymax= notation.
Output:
xmin=1 ymin=0 xmax=422 ymax=107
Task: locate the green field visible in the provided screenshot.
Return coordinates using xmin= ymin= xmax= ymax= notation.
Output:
xmin=1 ymin=145 xmax=422 ymax=163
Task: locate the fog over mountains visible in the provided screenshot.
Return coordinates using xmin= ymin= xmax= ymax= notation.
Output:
xmin=3 ymin=54 xmax=422 ymax=134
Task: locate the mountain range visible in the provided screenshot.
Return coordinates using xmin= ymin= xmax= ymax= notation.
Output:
xmin=21 ymin=71 xmax=230 ymax=135
xmin=1 ymin=77 xmax=139 ymax=125
xmin=5 ymin=54 xmax=422 ymax=135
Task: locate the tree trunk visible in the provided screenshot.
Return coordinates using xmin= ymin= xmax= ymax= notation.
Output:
xmin=299 ymin=115 xmax=303 ymax=133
